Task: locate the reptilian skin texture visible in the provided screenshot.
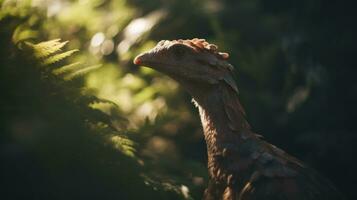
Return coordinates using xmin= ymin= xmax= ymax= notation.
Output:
xmin=134 ymin=39 xmax=343 ymax=200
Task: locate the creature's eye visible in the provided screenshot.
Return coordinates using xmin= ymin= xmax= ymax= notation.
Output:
xmin=171 ymin=45 xmax=186 ymax=59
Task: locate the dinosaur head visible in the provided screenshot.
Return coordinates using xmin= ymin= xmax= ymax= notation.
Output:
xmin=134 ymin=39 xmax=234 ymax=85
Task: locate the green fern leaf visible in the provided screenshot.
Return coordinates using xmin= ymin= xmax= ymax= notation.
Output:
xmin=81 ymin=95 xmax=118 ymax=106
xmin=110 ymin=134 xmax=136 ymax=157
xmin=64 ymin=64 xmax=102 ymax=80
xmin=27 ymin=39 xmax=69 ymax=59
xmin=42 ymin=49 xmax=78 ymax=65
xmin=52 ymin=61 xmax=82 ymax=75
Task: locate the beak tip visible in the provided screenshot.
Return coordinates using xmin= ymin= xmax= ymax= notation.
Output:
xmin=133 ymin=56 xmax=141 ymax=65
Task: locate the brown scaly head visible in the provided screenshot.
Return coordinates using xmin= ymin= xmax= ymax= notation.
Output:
xmin=134 ymin=39 xmax=238 ymax=94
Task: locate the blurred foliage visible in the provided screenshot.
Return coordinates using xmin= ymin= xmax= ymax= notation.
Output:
xmin=0 ymin=0 xmax=356 ymax=199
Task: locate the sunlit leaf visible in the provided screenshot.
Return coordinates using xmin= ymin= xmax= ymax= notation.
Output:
xmin=64 ymin=64 xmax=102 ymax=80
xmin=42 ymin=49 xmax=79 ymax=65
xmin=27 ymin=39 xmax=69 ymax=58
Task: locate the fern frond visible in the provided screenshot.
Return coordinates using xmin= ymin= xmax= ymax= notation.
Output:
xmin=42 ymin=49 xmax=78 ymax=65
xmin=27 ymin=39 xmax=69 ymax=59
xmin=27 ymin=39 xmax=102 ymax=80
xmin=52 ymin=61 xmax=82 ymax=75
xmin=110 ymin=134 xmax=136 ymax=157
xmin=82 ymin=95 xmax=118 ymax=106
xmin=64 ymin=64 xmax=102 ymax=80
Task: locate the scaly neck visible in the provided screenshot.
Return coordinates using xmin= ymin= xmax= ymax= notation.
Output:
xmin=191 ymin=81 xmax=251 ymax=157
xmin=176 ymin=73 xmax=256 ymax=189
